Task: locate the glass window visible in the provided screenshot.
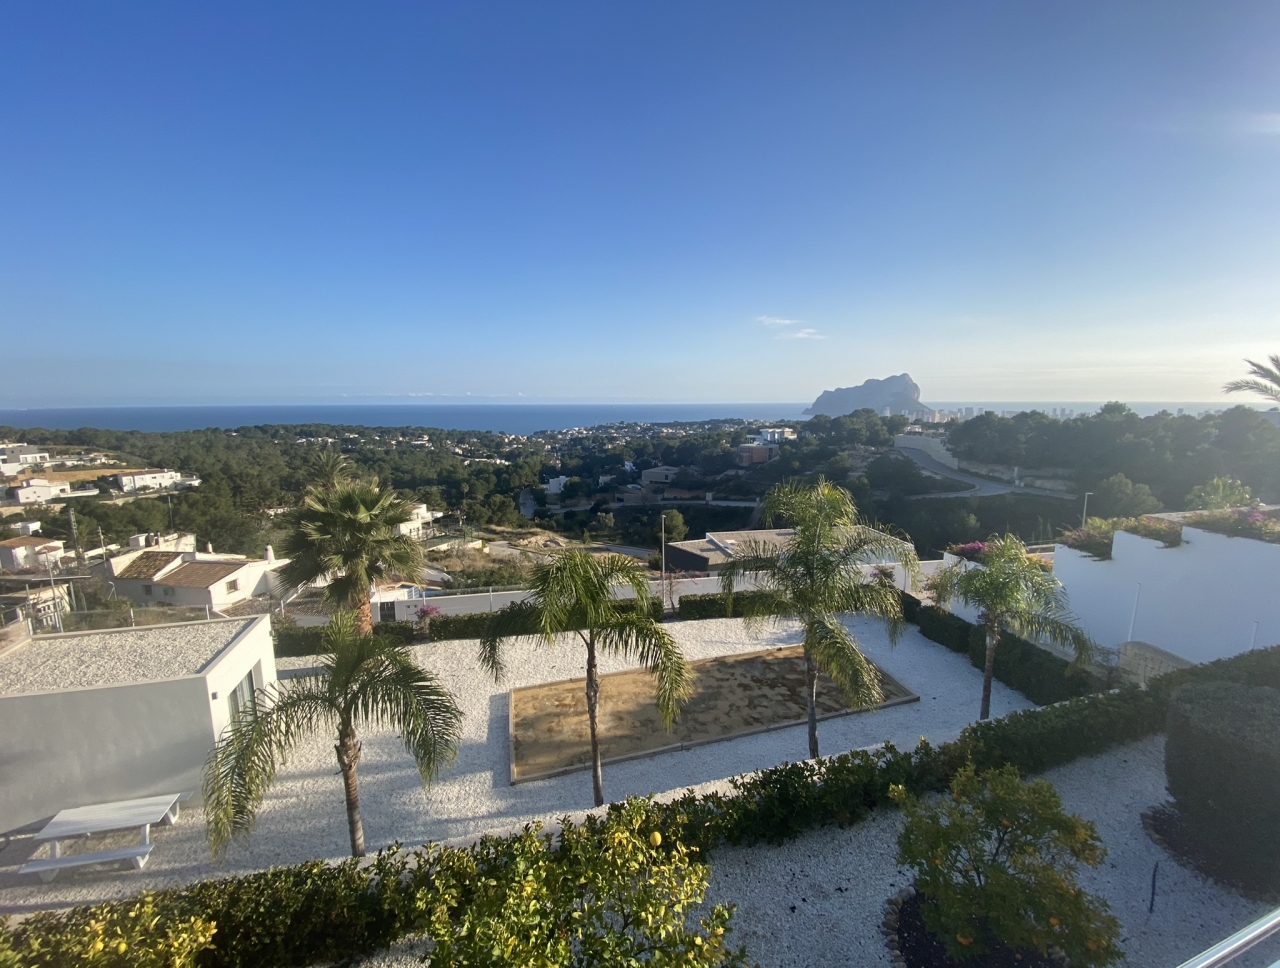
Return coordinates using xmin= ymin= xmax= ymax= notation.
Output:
xmin=228 ymin=670 xmax=255 ymax=722
xmin=225 ymin=579 xmax=239 ymax=593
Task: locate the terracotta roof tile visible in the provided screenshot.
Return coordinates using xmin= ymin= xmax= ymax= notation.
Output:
xmin=115 ymin=551 xmax=183 ymax=579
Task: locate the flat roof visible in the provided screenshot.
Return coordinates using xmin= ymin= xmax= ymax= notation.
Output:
xmin=666 ymin=529 xmax=796 ymax=567
xmin=0 ymin=618 xmax=256 ymax=695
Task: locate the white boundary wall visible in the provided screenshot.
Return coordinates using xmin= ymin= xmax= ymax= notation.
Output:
xmin=1053 ymin=527 xmax=1280 ymax=664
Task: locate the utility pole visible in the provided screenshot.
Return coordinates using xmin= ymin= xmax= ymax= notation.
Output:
xmin=98 ymin=526 xmax=108 ymax=562
xmin=1081 ymin=492 xmax=1093 ymax=528
xmin=68 ymin=507 xmax=84 ymax=565
xmin=660 ymin=512 xmax=667 ymax=611
xmin=46 ymin=558 xmax=63 ymax=633
xmin=167 ymin=495 xmax=174 ymax=532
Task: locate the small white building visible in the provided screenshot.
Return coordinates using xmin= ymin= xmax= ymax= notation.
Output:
xmin=13 ymin=478 xmax=96 ymax=504
xmin=754 ymin=428 xmax=797 ymax=444
xmin=545 ymin=475 xmax=570 ymax=495
xmin=640 ymin=466 xmax=681 ymax=485
xmin=393 ymin=504 xmax=444 ymax=540
xmin=0 ymin=616 xmax=276 ymax=835
xmin=1054 ymin=522 xmax=1280 ymax=666
xmin=126 ymin=532 xmax=198 ymax=552
xmin=116 ymin=469 xmax=184 ymax=493
xmin=0 ymin=537 xmax=66 ymax=572
xmin=13 ymin=521 xmax=41 ymax=536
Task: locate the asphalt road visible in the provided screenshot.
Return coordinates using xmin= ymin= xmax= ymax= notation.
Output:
xmin=897 ymin=447 xmax=1076 ymax=500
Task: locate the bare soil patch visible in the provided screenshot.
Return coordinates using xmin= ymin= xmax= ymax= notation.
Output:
xmin=510 ymin=644 xmax=917 ymax=782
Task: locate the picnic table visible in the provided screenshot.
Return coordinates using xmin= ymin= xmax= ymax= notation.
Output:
xmin=20 ymin=792 xmax=190 ymax=881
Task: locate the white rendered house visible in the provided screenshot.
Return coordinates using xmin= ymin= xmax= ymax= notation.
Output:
xmin=0 ymin=616 xmax=276 ymax=835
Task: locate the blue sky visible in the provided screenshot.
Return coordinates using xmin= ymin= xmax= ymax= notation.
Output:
xmin=2 ymin=2 xmax=1278 ymax=407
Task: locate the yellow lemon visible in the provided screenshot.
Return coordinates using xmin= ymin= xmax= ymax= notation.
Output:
xmin=117 ymin=941 xmax=128 ymax=954
xmin=650 ymin=831 xmax=662 ymax=847
xmin=956 ymin=935 xmax=973 ymax=947
xmin=1049 ymin=917 xmax=1060 ymax=927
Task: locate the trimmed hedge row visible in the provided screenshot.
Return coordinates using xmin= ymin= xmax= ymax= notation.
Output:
xmin=899 ymin=592 xmax=1096 ymax=706
xmin=676 ymin=591 xmax=778 ymax=620
xmin=1164 ymin=680 xmax=1280 ymax=890
xmin=273 ymin=619 xmax=417 ymax=657
xmin=3 ymin=686 xmax=1167 ymax=967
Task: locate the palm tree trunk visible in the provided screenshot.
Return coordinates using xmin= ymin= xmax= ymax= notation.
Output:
xmin=979 ymin=621 xmax=1000 ymax=721
xmin=335 ymin=725 xmax=366 ymax=857
xmin=585 ymin=633 xmax=604 ymax=807
xmin=354 ymin=592 xmax=374 ymax=637
xmin=805 ymin=649 xmax=820 ymax=760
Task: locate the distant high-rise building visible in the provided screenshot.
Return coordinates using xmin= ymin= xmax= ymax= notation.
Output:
xmin=964 ymin=407 xmax=974 ymax=419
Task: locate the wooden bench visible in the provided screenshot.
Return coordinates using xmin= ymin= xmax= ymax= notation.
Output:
xmin=21 ymin=844 xmax=154 ymax=880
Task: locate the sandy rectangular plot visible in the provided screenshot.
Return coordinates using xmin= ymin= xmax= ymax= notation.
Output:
xmin=510 ymin=644 xmax=917 ymax=783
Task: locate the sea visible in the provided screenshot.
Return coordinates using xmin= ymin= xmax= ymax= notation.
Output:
xmin=0 ymin=401 xmax=1238 ymax=435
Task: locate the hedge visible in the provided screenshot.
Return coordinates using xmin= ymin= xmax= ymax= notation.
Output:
xmin=899 ymin=592 xmax=1097 ymax=707
xmin=273 ymin=619 xmax=416 ymax=657
xmin=4 ymin=686 xmax=1168 ymax=966
xmin=1164 ymin=680 xmax=1280 ymax=889
xmin=676 ymin=591 xmax=778 ymax=620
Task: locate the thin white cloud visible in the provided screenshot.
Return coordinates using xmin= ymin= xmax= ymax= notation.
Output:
xmin=756 ymin=315 xmax=800 ymax=327
xmin=777 ymin=327 xmax=825 ymax=340
xmin=1239 ymin=111 xmax=1280 ymax=135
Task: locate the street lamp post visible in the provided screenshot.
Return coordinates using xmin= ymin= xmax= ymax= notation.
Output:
xmin=1081 ymin=492 xmax=1093 ymax=528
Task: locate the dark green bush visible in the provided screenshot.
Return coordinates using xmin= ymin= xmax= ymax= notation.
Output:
xmin=423 ymin=611 xmax=493 ymax=641
xmin=1165 ymin=681 xmax=1280 ymax=888
xmin=677 ymin=591 xmax=777 ymax=620
xmin=273 ymin=624 xmax=325 ymax=657
xmin=899 ymin=593 xmax=1096 ymax=706
xmin=1149 ymin=644 xmax=1280 ymax=700
xmin=375 ymin=620 xmax=416 ymax=644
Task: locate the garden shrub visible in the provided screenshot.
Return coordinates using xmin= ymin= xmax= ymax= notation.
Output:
xmin=6 ymin=894 xmax=217 ymax=968
xmin=272 ymin=623 xmax=325 ymax=657
xmin=375 ymin=619 xmax=416 ymax=644
xmin=901 ymin=592 xmax=1096 ymax=705
xmin=676 ymin=591 xmax=777 ymax=620
xmin=1164 ymin=681 xmax=1280 ymax=886
xmin=892 ymin=764 xmax=1121 ymax=966
xmin=415 ymin=799 xmax=749 ymax=967
xmin=1149 ymin=644 xmax=1280 ymax=699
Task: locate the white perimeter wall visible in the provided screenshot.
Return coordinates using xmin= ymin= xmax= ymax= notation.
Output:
xmin=1053 ymin=528 xmax=1280 ymax=664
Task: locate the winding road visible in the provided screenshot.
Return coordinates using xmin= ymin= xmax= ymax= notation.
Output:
xmin=896 ymin=447 xmax=1076 ymax=500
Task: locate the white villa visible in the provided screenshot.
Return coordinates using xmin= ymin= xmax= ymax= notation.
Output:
xmin=103 ymin=547 xmax=286 ymax=610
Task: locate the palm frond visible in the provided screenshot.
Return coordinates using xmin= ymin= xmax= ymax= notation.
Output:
xmin=343 ymin=646 xmax=463 ymax=783
xmin=805 ymin=616 xmax=883 ymax=709
xmin=478 ymin=601 xmax=543 ymax=680
xmin=203 ymin=684 xmax=335 ymax=856
xmin=596 ymin=612 xmax=690 ymax=728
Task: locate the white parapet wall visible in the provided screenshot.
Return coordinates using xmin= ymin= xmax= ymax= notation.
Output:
xmin=892 ymin=434 xmax=959 ymax=469
xmin=1053 ymin=527 xmax=1280 ymax=665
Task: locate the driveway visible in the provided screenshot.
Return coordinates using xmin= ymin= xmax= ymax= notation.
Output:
xmin=897 ymin=447 xmax=1076 ymax=500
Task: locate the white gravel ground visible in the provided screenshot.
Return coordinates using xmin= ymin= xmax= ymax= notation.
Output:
xmin=0 ymin=616 xmax=1028 ymax=914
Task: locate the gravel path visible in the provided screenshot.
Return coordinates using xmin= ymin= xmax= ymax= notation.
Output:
xmin=0 ymin=616 xmax=1028 ymax=914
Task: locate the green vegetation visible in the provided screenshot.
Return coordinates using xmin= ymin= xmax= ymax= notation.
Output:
xmin=720 ymin=479 xmax=919 ymax=758
xmin=1164 ymin=681 xmax=1280 ymax=892
xmin=945 ymin=403 xmax=1280 ymax=508
xmin=899 ymin=592 xmax=1097 ymax=706
xmin=892 ymin=764 xmax=1121 ymax=965
xmin=481 ymin=551 xmax=689 ymax=806
xmin=204 ymin=613 xmax=462 ymax=858
xmin=928 ymin=535 xmax=1095 ymax=720
xmin=1185 ymin=476 xmax=1252 ymax=511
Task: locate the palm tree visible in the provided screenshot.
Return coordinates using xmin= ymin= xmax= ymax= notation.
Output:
xmin=1224 ymin=354 xmax=1280 ymax=405
xmin=927 ymin=534 xmax=1095 ymax=721
xmin=203 ymin=612 xmax=463 ymax=857
xmin=719 ymin=479 xmax=920 ymax=760
xmin=278 ymin=479 xmax=424 ymax=634
xmin=309 ymin=449 xmax=354 ymax=493
xmin=481 ymin=551 xmax=689 ymax=807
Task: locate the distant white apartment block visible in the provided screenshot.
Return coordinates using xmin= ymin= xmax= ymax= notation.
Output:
xmin=640 ymin=465 xmax=681 ymax=485
xmin=13 ymin=478 xmax=98 ymax=505
xmin=545 ymin=475 xmax=570 ymax=495
xmin=116 ymin=469 xmax=187 ymax=492
xmin=0 ymin=443 xmax=50 ymax=477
